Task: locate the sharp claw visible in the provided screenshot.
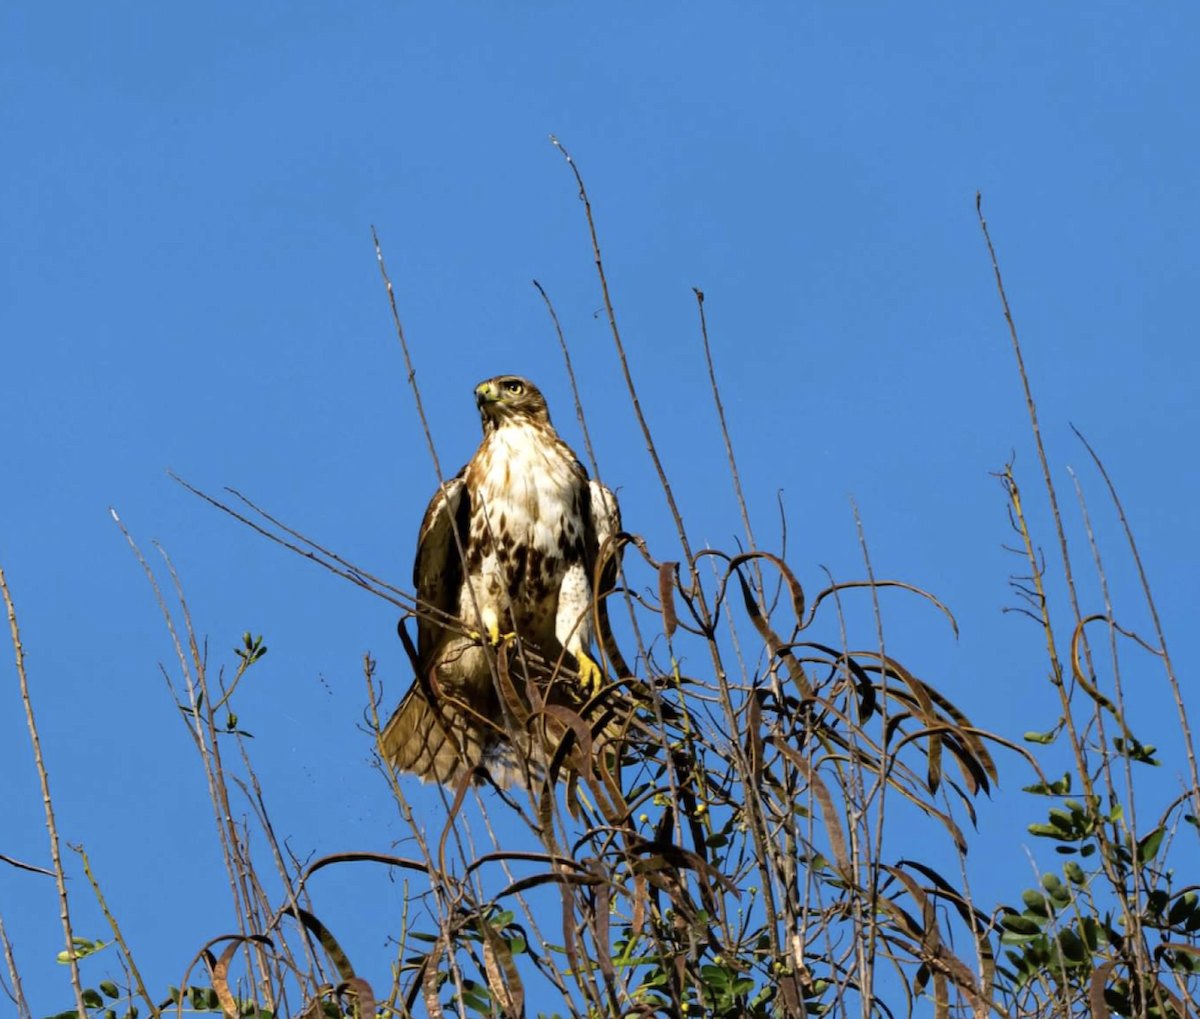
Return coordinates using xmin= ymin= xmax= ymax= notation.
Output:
xmin=473 ymin=623 xmax=515 ymax=647
xmin=575 ymin=650 xmax=604 ymax=696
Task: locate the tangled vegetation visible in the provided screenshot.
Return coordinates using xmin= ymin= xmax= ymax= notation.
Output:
xmin=3 ymin=150 xmax=1197 ymax=1019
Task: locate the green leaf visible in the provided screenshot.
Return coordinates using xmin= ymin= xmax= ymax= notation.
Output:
xmin=82 ymin=989 xmax=104 ymax=1008
xmin=1022 ymin=730 xmax=1056 ymax=745
xmin=461 ymin=991 xmax=490 ymax=1015
xmin=1137 ymin=827 xmax=1165 ymax=865
xmin=1021 ymin=890 xmax=1049 ymax=918
xmin=1023 ymin=772 xmax=1071 ymax=795
xmin=1080 ymin=917 xmax=1104 ymax=950
xmin=1028 ymin=823 xmax=1073 ymax=840
xmin=1057 ymin=928 xmax=1087 ymax=965
xmin=1113 ymin=736 xmax=1160 ymax=765
xmin=1168 ymin=892 xmax=1197 ymax=927
xmin=1166 ymin=948 xmax=1200 ymax=974
xmin=999 ymin=914 xmax=1044 ymax=936
xmin=1064 ymin=861 xmax=1086 ymax=885
xmin=1049 ymin=807 xmax=1076 ymax=830
xmin=99 ymin=981 xmax=120 ymax=1000
xmin=56 ymin=938 xmax=111 ymax=964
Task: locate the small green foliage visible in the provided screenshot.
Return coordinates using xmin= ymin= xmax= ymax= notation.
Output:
xmin=457 ymin=978 xmax=490 ymax=1016
xmin=1167 ymin=891 xmax=1199 ymax=929
xmin=55 ymin=937 xmax=111 ymax=964
xmin=1136 ymin=826 xmax=1165 ymax=865
xmin=1113 ymin=736 xmax=1160 ymax=766
xmin=1022 ymin=771 xmax=1071 ymax=795
xmin=180 ymin=985 xmax=220 ymax=1011
xmin=235 ymin=631 xmax=268 ymax=665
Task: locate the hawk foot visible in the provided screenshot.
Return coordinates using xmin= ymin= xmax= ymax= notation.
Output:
xmin=469 ymin=625 xmax=516 ymax=647
xmin=575 ymin=650 xmax=605 ymax=697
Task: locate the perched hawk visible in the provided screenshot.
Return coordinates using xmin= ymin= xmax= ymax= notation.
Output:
xmin=381 ymin=375 xmax=621 ymax=787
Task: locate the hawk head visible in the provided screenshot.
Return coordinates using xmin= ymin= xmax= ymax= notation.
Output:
xmin=475 ymin=376 xmax=551 ymax=433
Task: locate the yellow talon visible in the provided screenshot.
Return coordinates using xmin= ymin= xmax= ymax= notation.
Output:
xmin=475 ymin=609 xmax=515 ymax=646
xmin=575 ymin=650 xmax=604 ymax=696
xmin=470 ymin=624 xmax=515 ymax=646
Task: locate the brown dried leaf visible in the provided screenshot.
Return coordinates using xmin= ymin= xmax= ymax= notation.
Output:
xmin=658 ymin=561 xmax=679 ymax=639
xmin=768 ymin=739 xmax=852 ymax=878
xmin=728 ymin=550 xmax=806 ymax=625
xmin=480 ymin=923 xmax=524 ymax=1018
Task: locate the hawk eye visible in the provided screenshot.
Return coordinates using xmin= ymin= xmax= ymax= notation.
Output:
xmin=504 ymin=380 xmax=524 ymax=395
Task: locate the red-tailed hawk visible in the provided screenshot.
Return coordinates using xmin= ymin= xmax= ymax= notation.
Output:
xmin=381 ymin=375 xmax=621 ymax=787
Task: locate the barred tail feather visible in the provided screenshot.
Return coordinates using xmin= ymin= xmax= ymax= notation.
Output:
xmin=380 ymin=684 xmax=489 ymax=786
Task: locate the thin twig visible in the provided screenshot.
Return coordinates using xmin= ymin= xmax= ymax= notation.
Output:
xmin=976 ymin=194 xmax=1095 ymax=688
xmin=533 ymin=279 xmax=600 ymax=478
xmin=0 ymin=853 xmax=54 ymax=877
xmin=1071 ymin=426 xmax=1200 ymax=826
xmin=70 ymin=844 xmax=161 ymax=1017
xmin=694 ymin=288 xmax=765 ymax=607
xmin=0 ymin=558 xmax=88 ymax=1018
xmin=550 ymin=136 xmax=697 ymax=574
xmin=0 ymin=898 xmax=31 ymax=1019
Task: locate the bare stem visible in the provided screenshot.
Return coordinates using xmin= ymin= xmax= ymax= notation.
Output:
xmin=0 ymin=558 xmax=88 ymax=1018
xmin=694 ymin=288 xmax=765 ymax=605
xmin=71 ymin=844 xmax=162 ymax=1017
xmin=976 ymin=194 xmax=1092 ymax=660
xmin=550 ymin=136 xmax=698 ymax=574
xmin=0 ymin=897 xmax=31 ymax=1019
xmin=1072 ymin=426 xmax=1200 ymax=826
xmin=533 ymin=279 xmax=601 ymax=479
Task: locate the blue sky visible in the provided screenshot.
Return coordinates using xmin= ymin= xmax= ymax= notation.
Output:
xmin=2 ymin=3 xmax=1198 ymax=1013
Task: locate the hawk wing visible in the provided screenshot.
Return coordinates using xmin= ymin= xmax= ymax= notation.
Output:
xmin=412 ymin=473 xmax=470 ymax=672
xmin=381 ymin=472 xmax=485 ymax=783
xmin=587 ymin=478 xmax=621 ymax=580
xmin=585 ymin=478 xmax=628 ymax=677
